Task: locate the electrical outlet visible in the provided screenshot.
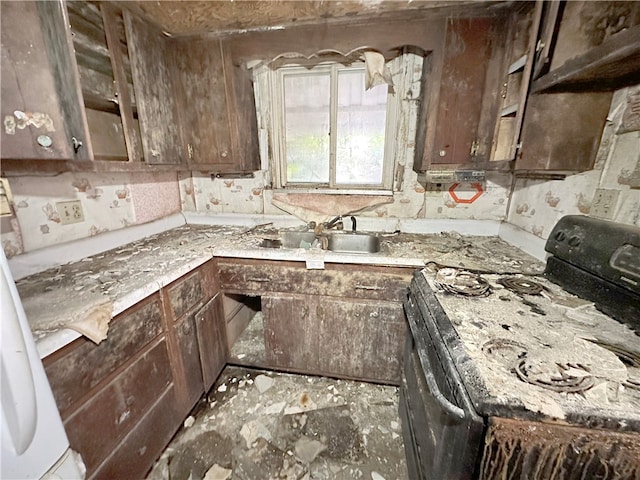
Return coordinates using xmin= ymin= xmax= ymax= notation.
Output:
xmin=590 ymin=188 xmax=619 ymax=220
xmin=57 ymin=200 xmax=85 ymax=225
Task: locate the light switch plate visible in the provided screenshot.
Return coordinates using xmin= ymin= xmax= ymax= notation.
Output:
xmin=57 ymin=200 xmax=85 ymax=225
xmin=590 ymin=188 xmax=619 ymax=220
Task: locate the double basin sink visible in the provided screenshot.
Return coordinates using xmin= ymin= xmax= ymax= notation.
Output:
xmin=275 ymin=230 xmax=381 ymax=254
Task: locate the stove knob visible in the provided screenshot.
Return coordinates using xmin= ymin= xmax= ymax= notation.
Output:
xmin=568 ymin=235 xmax=581 ymax=247
xmin=554 ymin=231 xmax=566 ymax=241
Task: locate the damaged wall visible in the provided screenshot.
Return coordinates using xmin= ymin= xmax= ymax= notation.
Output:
xmin=507 ymin=84 xmax=640 ymax=239
xmin=1 ymin=171 xmax=181 ymax=257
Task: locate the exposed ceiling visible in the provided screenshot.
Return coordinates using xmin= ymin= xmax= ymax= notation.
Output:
xmin=122 ymin=1 xmax=508 ymax=37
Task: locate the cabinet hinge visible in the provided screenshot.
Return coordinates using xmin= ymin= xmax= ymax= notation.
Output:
xmin=470 ymin=140 xmax=480 ymax=157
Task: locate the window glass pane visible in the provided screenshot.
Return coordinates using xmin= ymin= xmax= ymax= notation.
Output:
xmin=336 ymin=69 xmax=387 ymax=185
xmin=283 ymin=73 xmax=330 ymax=184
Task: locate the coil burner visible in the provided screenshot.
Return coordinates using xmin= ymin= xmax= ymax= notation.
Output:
xmin=497 ymin=277 xmax=544 ymax=295
xmin=515 ymin=358 xmax=595 ymax=393
xmin=436 ymin=270 xmax=492 ymax=297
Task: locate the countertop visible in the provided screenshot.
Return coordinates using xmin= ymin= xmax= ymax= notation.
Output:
xmin=15 ymin=224 xmax=545 ymax=358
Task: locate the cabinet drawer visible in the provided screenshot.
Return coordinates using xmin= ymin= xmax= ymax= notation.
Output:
xmin=167 ymin=270 xmax=204 ymax=320
xmin=44 ymin=295 xmax=164 ymax=416
xmin=91 ymin=385 xmax=179 ymax=480
xmin=217 ymin=260 xmax=412 ymax=301
xmin=63 ymin=339 xmax=172 ymax=475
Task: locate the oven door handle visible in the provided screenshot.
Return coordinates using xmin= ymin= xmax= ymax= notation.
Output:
xmin=405 ymin=294 xmax=466 ymax=421
xmin=421 ymin=358 xmax=466 ymax=421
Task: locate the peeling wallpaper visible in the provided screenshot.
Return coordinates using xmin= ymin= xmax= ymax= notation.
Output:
xmin=507 ymin=85 xmax=640 ymax=239
xmin=1 ymin=171 xmax=181 ymax=257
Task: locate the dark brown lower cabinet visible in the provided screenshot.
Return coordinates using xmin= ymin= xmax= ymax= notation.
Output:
xmin=195 ymin=293 xmax=229 ymax=392
xmin=44 ymin=294 xmax=177 ymax=480
xmin=44 ymin=261 xmax=229 ymax=479
xmin=91 ymin=385 xmax=179 ymax=480
xmin=263 ymin=293 xmax=406 ymax=384
xmin=62 ymin=339 xmax=172 ymax=474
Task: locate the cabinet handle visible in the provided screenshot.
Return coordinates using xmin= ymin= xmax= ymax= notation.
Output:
xmin=71 ymin=137 xmax=83 ymax=153
xmin=247 ymin=277 xmax=270 ymax=283
xmin=369 ymin=311 xmax=379 ymax=319
xmin=302 ymin=306 xmax=308 ymax=318
xmin=355 ymin=285 xmax=383 ymax=291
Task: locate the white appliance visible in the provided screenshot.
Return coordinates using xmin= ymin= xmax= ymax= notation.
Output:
xmin=1 ymin=249 xmax=85 ymax=479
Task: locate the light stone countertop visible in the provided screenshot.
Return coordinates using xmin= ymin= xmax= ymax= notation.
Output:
xmin=16 ymin=224 xmax=544 ymax=358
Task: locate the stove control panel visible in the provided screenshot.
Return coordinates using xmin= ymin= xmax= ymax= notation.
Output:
xmin=611 ymin=244 xmax=640 ymax=285
xmin=546 ymin=215 xmax=640 ymax=294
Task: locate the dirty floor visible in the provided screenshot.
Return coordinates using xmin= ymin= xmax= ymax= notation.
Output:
xmin=146 ymin=365 xmax=408 ymax=480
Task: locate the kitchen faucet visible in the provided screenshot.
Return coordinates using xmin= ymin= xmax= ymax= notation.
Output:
xmin=323 ymin=215 xmax=344 ymax=230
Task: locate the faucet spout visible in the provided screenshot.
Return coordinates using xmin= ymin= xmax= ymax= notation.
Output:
xmin=324 ymin=215 xmax=343 ymax=230
xmin=350 ymin=216 xmax=357 ymax=233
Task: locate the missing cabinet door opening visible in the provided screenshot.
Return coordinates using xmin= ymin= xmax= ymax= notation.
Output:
xmin=225 ymin=293 xmax=263 ymax=367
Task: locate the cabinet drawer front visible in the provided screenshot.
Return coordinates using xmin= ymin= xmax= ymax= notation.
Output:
xmin=63 ymin=339 xmax=172 ymax=474
xmin=218 ymin=261 xmax=411 ymax=301
xmin=44 ymin=296 xmax=164 ymax=416
xmin=91 ymin=385 xmax=179 ymax=480
xmin=167 ymin=270 xmax=203 ymax=319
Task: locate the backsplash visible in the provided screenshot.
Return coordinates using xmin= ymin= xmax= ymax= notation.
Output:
xmin=507 ymin=84 xmax=640 ymax=239
xmin=1 ymin=171 xmax=180 ymax=257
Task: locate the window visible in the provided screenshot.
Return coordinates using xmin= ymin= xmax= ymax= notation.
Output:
xmin=272 ymin=63 xmax=396 ymax=191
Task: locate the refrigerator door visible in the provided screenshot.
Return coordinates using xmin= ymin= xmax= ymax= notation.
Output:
xmin=1 ymin=249 xmax=84 ymax=479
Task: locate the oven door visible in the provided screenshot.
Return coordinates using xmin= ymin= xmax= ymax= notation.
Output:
xmin=401 ymin=287 xmax=485 ymax=480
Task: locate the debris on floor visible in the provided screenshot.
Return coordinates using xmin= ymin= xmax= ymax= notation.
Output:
xmin=147 ymin=366 xmax=408 ymax=480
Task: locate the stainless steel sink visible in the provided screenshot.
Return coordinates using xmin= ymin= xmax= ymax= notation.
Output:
xmin=327 ymin=233 xmax=380 ymax=254
xmin=280 ymin=231 xmax=317 ymax=248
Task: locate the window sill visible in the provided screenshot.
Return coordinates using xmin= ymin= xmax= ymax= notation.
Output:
xmin=272 ymin=188 xmax=393 ymax=196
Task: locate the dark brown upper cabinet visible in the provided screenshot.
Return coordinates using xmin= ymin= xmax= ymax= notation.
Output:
xmin=530 ymin=1 xmax=640 ymax=93
xmin=1 ymin=0 xmax=260 ymax=175
xmin=414 ymin=15 xmax=510 ymax=173
xmin=1 ymin=1 xmax=92 ymax=169
xmin=170 ymin=37 xmax=259 ymax=173
xmin=515 ymin=1 xmax=636 ymax=173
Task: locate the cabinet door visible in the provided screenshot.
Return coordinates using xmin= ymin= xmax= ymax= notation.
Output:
xmin=1 ymin=1 xmax=90 ymax=162
xmin=429 ymin=18 xmax=493 ymax=167
xmin=195 ymin=293 xmax=228 ymax=392
xmin=517 ymin=91 xmax=612 ymax=171
xmin=362 ymin=303 xmax=406 ymax=385
xmin=174 ymin=313 xmax=204 ymax=412
xmin=318 ymin=298 xmax=406 ymax=383
xmin=263 ymin=294 xmax=319 ymax=371
xmin=222 ymin=40 xmax=261 ymax=172
xmin=171 ymin=37 xmax=235 ymax=171
xmin=125 ymin=11 xmax=182 ymax=165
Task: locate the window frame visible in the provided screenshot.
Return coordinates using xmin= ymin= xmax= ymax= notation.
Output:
xmin=270 ymin=62 xmax=398 ymax=192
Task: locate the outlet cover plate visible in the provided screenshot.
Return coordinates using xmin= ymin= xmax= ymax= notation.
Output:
xmin=57 ymin=200 xmax=85 ymax=225
xmin=591 ymin=188 xmax=619 ymax=220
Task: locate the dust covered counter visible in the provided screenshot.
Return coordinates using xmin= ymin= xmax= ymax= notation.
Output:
xmin=15 ymin=223 xmax=544 ymax=357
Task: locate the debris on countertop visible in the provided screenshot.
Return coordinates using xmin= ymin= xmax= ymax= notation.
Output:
xmin=15 ymin=223 xmax=544 ymax=354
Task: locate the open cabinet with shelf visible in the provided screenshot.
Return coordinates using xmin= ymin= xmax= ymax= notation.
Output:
xmin=489 ymin=4 xmax=540 ymax=164
xmin=67 ymin=1 xmax=143 ymax=163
